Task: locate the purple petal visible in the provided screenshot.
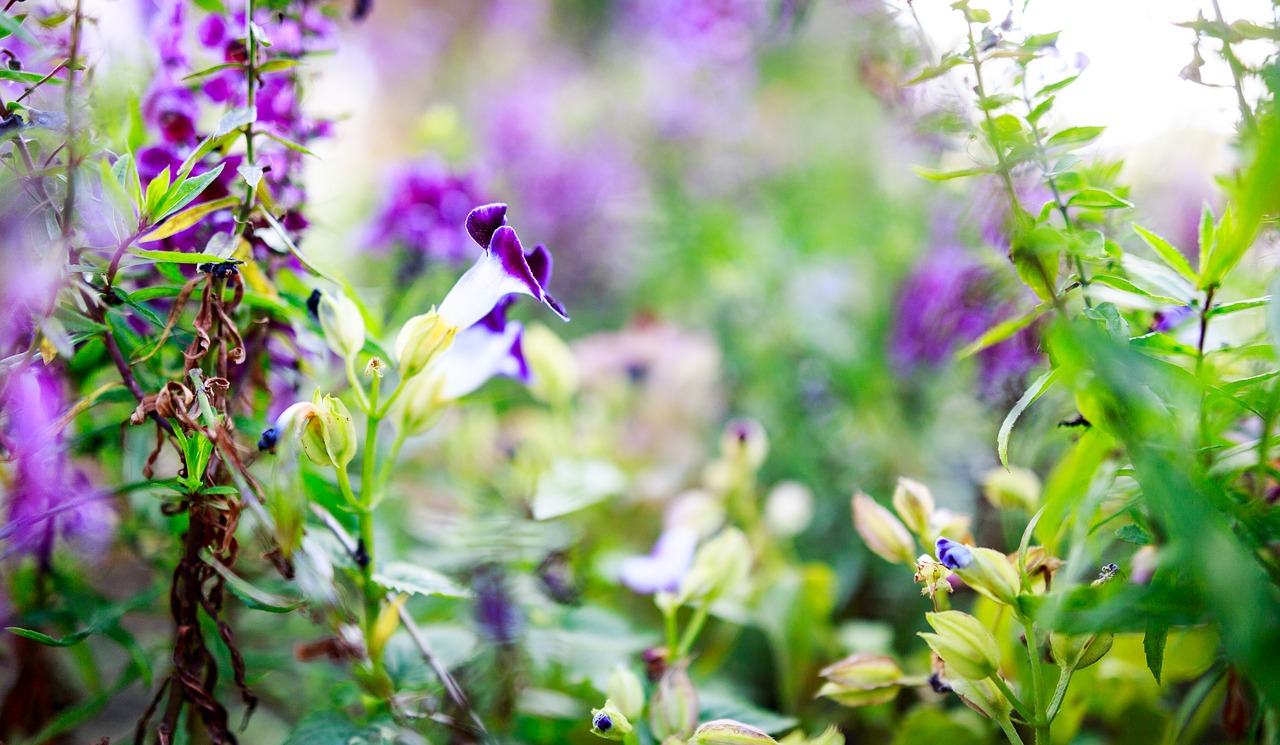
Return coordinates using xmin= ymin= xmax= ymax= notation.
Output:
xmin=434 ymin=321 xmax=527 ymax=401
xmin=619 ymin=528 xmax=698 ymax=594
xmin=935 ymin=537 xmax=974 ymax=571
xmin=466 ymin=203 xmax=508 ymax=248
xmin=526 ymin=242 xmax=553 ymax=289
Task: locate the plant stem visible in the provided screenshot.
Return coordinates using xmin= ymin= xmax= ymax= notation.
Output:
xmin=359 ymin=373 xmax=382 ymax=645
xmin=235 ymin=0 xmax=258 ymax=234
xmin=663 ymin=601 xmax=678 ymax=655
xmin=998 ymin=715 xmax=1029 ymax=745
xmin=675 ymin=599 xmax=713 ymax=659
xmin=1209 ymin=0 xmax=1256 ymax=133
xmin=1020 ymin=616 xmax=1050 ymax=744
xmin=991 ymin=674 xmax=1036 ymax=725
xmin=1045 ymin=666 xmax=1074 ymax=722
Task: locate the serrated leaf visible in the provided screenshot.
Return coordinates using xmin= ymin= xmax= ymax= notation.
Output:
xmin=1133 ymin=225 xmax=1198 ymax=283
xmin=139 ymin=196 xmax=239 ymax=243
xmin=374 ymin=561 xmax=470 ymax=599
xmin=999 ymin=368 xmax=1059 ymax=469
xmin=1116 ymin=524 xmax=1153 ymax=545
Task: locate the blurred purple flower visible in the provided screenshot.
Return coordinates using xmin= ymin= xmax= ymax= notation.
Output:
xmin=619 ymin=528 xmax=698 ymax=594
xmin=472 ymin=564 xmax=522 ymax=644
xmin=142 ymin=83 xmax=199 ymax=145
xmin=623 ymin=0 xmax=766 ymax=63
xmin=2 ymin=366 xmax=114 ymax=563
xmin=364 ymin=159 xmax=484 ymax=262
xmin=149 ymin=0 xmax=189 ymax=75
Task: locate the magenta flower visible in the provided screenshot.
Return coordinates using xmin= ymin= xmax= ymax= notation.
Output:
xmin=364 ymin=159 xmax=484 ymax=262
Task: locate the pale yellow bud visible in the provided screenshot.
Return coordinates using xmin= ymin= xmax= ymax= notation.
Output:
xmin=816 ymin=653 xmax=903 ymax=707
xmin=690 ymin=719 xmax=778 ymax=745
xmin=919 ymin=610 xmax=1001 ymax=681
xmin=1049 ymin=631 xmax=1113 ymax=670
xmin=317 ymin=290 xmax=366 ymax=361
xmin=891 ymin=477 xmax=934 ymax=535
xmin=954 ymin=547 xmax=1022 ymax=606
xmin=852 ymin=492 xmax=916 ymax=565
xmin=981 ymin=467 xmax=1041 ymax=512
xmin=607 ymin=665 xmax=645 ymax=721
xmin=591 ymin=699 xmax=634 ymax=741
xmin=397 ymin=368 xmax=448 ymax=436
xmin=649 ymin=663 xmax=698 ymax=741
xmin=394 ymin=309 xmax=458 ymax=379
xmin=297 ymin=394 xmax=357 ymax=469
xmin=677 ymin=527 xmax=752 ymax=605
xmin=368 ymin=594 xmax=406 ymax=663
xmin=523 ymin=323 xmax=580 ymax=405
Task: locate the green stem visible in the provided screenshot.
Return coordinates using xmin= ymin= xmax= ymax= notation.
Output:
xmin=663 ymin=601 xmax=678 ymax=655
xmin=991 ymin=674 xmax=1036 ymax=725
xmin=1209 ymin=0 xmax=1256 ymax=133
xmin=675 ymin=599 xmax=713 ymax=659
xmin=359 ymin=374 xmax=382 ymax=646
xmin=235 ymin=0 xmax=258 ymax=234
xmin=334 ymin=466 xmax=359 ymax=511
xmin=344 ymin=355 xmax=371 ymax=413
xmin=1045 ymin=666 xmax=1074 ymax=723
xmin=374 ymin=427 xmax=408 ymax=499
xmin=373 ymin=374 xmax=409 ymax=419
xmin=1020 ymin=616 xmax=1050 ymax=744
xmin=998 ymin=715 xmax=1029 ymax=745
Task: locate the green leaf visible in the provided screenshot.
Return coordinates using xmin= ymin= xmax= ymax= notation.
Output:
xmin=1145 ymin=624 xmax=1168 ymax=683
xmin=202 ymin=551 xmax=299 ymax=612
xmin=1207 ymin=296 xmax=1268 ymax=318
xmin=998 ymin=368 xmax=1059 ymax=469
xmin=1035 ymin=74 xmax=1080 ymax=98
xmin=912 ymin=165 xmax=987 ymax=181
xmin=1089 ymin=274 xmax=1183 ymax=305
xmin=257 ymin=58 xmax=299 ymax=74
xmin=0 ymin=13 xmax=39 ymax=46
xmin=529 ymin=457 xmax=627 ymax=520
xmin=153 ymin=163 xmax=227 ymax=222
xmin=1046 ymin=126 xmax=1105 ymax=149
xmin=182 ymin=62 xmax=242 ymax=81
xmin=142 ymin=166 xmax=171 ymax=216
xmin=977 ymin=93 xmax=1017 ymax=111
xmin=903 ymin=55 xmax=966 ymax=85
xmin=955 ymin=304 xmax=1050 ymax=360
xmin=214 ymin=106 xmax=256 ymax=138
xmin=0 ymin=68 xmax=62 ymax=85
xmin=1068 ymin=188 xmax=1133 ymax=210
xmin=258 ymin=130 xmax=317 ymax=156
xmin=139 ymin=195 xmax=239 ymax=243
xmin=1116 ymin=524 xmax=1153 ymax=545
xmin=6 ymin=626 xmax=94 ymax=647
xmin=1133 ymin=225 xmax=1198 ymax=283
xmin=126 ymin=247 xmax=240 ymax=265
xmin=1083 ymin=302 xmax=1130 ymax=341
xmin=374 ymin=561 xmax=470 ymax=599
xmin=282 ymin=713 xmax=378 ymax=745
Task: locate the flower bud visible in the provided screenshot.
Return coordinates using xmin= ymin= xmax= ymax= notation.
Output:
xmin=853 ymin=492 xmax=916 ymax=565
xmin=816 ymin=653 xmax=903 ymax=707
xmin=690 ymin=719 xmax=778 ymax=745
xmin=1015 ymin=546 xmax=1064 ymax=593
xmin=981 ymin=467 xmax=1041 ymax=512
xmin=590 ymin=699 xmax=634 ymax=741
xmin=677 ymin=527 xmax=751 ymax=605
xmin=720 ymin=418 xmax=768 ymax=471
xmin=937 ymin=539 xmax=1020 ymax=606
xmin=764 ymin=481 xmax=813 ymax=537
xmin=394 ymin=309 xmax=458 ymax=380
xmin=891 ymin=477 xmax=934 ymax=535
xmin=801 ymin=726 xmax=845 ymax=745
xmin=928 ymin=508 xmax=974 ymax=544
xmin=919 ymin=610 xmax=1001 ymax=681
xmin=298 ymin=394 xmax=357 ymax=469
xmin=649 ymin=663 xmax=698 ymax=741
xmin=523 ymin=323 xmax=580 ymax=405
xmin=368 ymin=594 xmax=406 ymax=664
xmin=1049 ymin=632 xmax=1113 ymax=670
xmin=396 ymin=368 xmax=448 ymax=436
xmin=316 ymin=289 xmax=366 ymax=361
xmin=950 ymin=676 xmax=1012 ymax=721
xmin=607 ymin=665 xmax=645 ymax=721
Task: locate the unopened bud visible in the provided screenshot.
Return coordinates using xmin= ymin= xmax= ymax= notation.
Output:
xmin=298 ymin=394 xmax=357 ymax=469
xmin=892 ymin=477 xmax=934 ymax=535
xmin=397 ymin=368 xmax=448 ymax=436
xmin=764 ymin=481 xmax=814 ymax=537
xmin=801 ymin=726 xmax=845 ymax=745
xmin=720 ymin=418 xmax=768 ymax=471
xmin=816 ymin=653 xmax=903 ymax=707
xmin=981 ymin=467 xmax=1041 ymax=512
xmin=853 ymin=492 xmax=916 ymax=565
xmin=919 ymin=610 xmax=1001 ymax=681
xmin=950 ymin=676 xmax=1012 ymax=721
xmin=690 ymin=719 xmax=778 ymax=745
xmin=524 ymin=323 xmax=580 ymax=405
xmin=394 ymin=309 xmax=458 ymax=379
xmin=368 ymin=594 xmax=406 ymax=663
xmin=937 ymin=539 xmax=1021 ymax=606
xmin=1049 ymin=631 xmax=1113 ymax=671
xmin=649 ymin=663 xmax=698 ymax=741
xmin=316 ymin=289 xmax=366 ymax=361
xmin=607 ymin=665 xmax=645 ymax=721
xmin=590 ymin=699 xmax=633 ymax=741
xmin=677 ymin=527 xmax=752 ymax=605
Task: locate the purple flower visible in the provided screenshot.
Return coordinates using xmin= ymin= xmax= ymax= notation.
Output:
xmin=472 ymin=564 xmax=522 ymax=645
xmin=149 ymin=0 xmax=189 ymax=75
xmin=936 ymin=537 xmax=974 ymax=571
xmin=364 ymin=159 xmax=484 ymax=262
xmin=619 ymin=528 xmax=699 ymax=594
xmin=2 ymin=367 xmax=114 ymax=563
xmin=142 ymin=83 xmax=199 ymax=144
xmin=1152 ymin=305 xmax=1195 ymax=333
xmin=436 ymin=204 xmax=568 ymax=331
xmin=196 ymin=13 xmax=229 ymax=49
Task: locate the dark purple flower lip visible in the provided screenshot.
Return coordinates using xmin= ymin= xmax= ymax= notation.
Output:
xmin=935 ymin=537 xmax=974 ymax=571
xmin=593 ymin=713 xmax=613 ymax=732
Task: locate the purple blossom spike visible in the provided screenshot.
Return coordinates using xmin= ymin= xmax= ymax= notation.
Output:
xmin=619 ymin=528 xmax=698 ymax=594
xmin=936 ymin=537 xmax=974 ymax=571
xmin=365 ymin=160 xmax=483 ymax=262
xmin=437 ymin=209 xmax=570 ymax=331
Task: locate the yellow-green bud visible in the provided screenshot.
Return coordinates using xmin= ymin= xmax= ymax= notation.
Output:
xmin=316 ymin=290 xmax=366 ymax=361
xmin=396 ymin=368 xmax=448 ymax=436
xmin=816 ymin=653 xmax=903 ymax=707
xmin=919 ymin=610 xmax=1001 ymax=681
xmin=649 ymin=663 xmax=698 ymax=741
xmin=591 ymin=699 xmax=634 ymax=741
xmin=950 ymin=676 xmax=1012 ymax=721
xmin=368 ymin=594 xmax=406 ymax=664
xmin=297 ymin=395 xmax=357 ymax=469
xmin=607 ymin=665 xmax=645 ymax=721
xmin=690 ymin=719 xmax=778 ymax=745
xmin=953 ymin=547 xmax=1022 ymax=606
xmin=720 ymin=418 xmax=768 ymax=471
xmin=981 ymin=467 xmax=1041 ymax=512
xmin=852 ymin=492 xmax=915 ymax=565
xmin=1049 ymin=632 xmax=1113 ymax=670
xmin=892 ymin=477 xmax=934 ymax=536
xmin=523 ymin=323 xmax=580 ymax=405
xmin=394 ymin=309 xmax=457 ymax=380
xmin=677 ymin=527 xmax=752 ymax=605
xmin=802 ymin=726 xmax=844 ymax=745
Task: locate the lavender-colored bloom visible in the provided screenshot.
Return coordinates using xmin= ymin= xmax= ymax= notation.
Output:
xmin=2 ymin=367 xmax=114 ymax=562
xmin=196 ymin=13 xmax=228 ymax=49
xmin=149 ymin=0 xmax=189 ymax=75
xmin=472 ymin=564 xmax=522 ymax=644
xmin=1152 ymin=305 xmax=1195 ymax=333
xmin=619 ymin=528 xmax=699 ymax=594
xmin=142 ymin=83 xmax=199 ymax=144
xmin=364 ymin=159 xmax=484 ymax=262
xmin=935 ymin=537 xmax=974 ymax=571
xmin=623 ymin=0 xmax=766 ymax=63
